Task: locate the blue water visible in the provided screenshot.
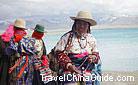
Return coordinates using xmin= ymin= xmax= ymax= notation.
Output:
xmin=44 ymin=28 xmax=138 ymax=71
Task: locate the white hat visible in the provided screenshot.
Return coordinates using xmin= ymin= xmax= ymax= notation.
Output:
xmin=14 ymin=19 xmax=26 ymax=29
xmin=70 ymin=11 xmax=97 ymax=26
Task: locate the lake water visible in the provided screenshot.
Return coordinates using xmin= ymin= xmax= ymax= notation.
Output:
xmin=44 ymin=28 xmax=138 ymax=71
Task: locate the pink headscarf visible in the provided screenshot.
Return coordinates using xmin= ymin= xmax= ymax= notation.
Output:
xmin=1 ymin=25 xmax=14 ymax=42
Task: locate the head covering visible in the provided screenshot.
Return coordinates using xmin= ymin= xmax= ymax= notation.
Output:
xmin=1 ymin=25 xmax=14 ymax=42
xmin=14 ymin=19 xmax=26 ymax=30
xmin=32 ymin=31 xmax=44 ymax=40
xmin=70 ymin=11 xmax=97 ymax=26
xmin=34 ymin=24 xmax=45 ymax=33
xmin=32 ymin=24 xmax=45 ymax=39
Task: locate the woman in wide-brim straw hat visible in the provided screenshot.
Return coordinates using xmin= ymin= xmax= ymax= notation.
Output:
xmin=52 ymin=11 xmax=102 ymax=85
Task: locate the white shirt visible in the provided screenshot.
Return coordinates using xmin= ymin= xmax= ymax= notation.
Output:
xmin=34 ymin=39 xmax=43 ymax=58
xmin=54 ymin=32 xmax=98 ymax=54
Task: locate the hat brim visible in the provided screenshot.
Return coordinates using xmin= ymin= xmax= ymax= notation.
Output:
xmin=70 ymin=17 xmax=97 ymax=26
xmin=32 ymin=28 xmax=47 ymax=33
xmin=14 ymin=26 xmax=27 ymax=30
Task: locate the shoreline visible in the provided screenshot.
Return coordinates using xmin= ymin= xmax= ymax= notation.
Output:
xmin=45 ymin=25 xmax=138 ymax=35
xmin=1 ymin=24 xmax=138 ymax=34
xmin=92 ymin=24 xmax=138 ymax=29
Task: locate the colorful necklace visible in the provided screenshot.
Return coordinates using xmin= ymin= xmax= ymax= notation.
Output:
xmin=77 ymin=36 xmax=87 ymax=49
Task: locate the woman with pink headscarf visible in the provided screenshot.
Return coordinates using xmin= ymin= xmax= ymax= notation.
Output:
xmin=0 ymin=19 xmax=27 ymax=85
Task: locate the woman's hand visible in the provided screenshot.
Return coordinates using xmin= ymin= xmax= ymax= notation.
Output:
xmin=67 ymin=63 xmax=81 ymax=74
xmin=88 ymin=55 xmax=97 ymax=63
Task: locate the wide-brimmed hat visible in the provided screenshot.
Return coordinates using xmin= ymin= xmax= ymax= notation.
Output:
xmin=34 ymin=24 xmax=46 ymax=33
xmin=70 ymin=11 xmax=97 ymax=26
xmin=14 ymin=19 xmax=26 ymax=30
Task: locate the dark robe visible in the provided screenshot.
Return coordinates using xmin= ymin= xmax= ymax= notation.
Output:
xmin=0 ymin=37 xmax=10 ymax=85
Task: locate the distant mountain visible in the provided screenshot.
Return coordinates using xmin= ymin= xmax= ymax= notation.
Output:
xmin=24 ymin=14 xmax=72 ymax=29
xmin=0 ymin=21 xmax=11 ymax=31
xmin=0 ymin=14 xmax=138 ymax=31
xmin=109 ymin=16 xmax=138 ymax=25
xmin=97 ymin=15 xmax=138 ymax=25
xmin=25 ymin=14 xmax=138 ymax=26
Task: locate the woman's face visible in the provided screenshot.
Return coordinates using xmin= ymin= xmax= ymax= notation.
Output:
xmin=75 ymin=20 xmax=89 ymax=36
xmin=32 ymin=31 xmax=44 ymax=39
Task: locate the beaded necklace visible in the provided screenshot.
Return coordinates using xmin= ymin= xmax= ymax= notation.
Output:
xmin=77 ymin=36 xmax=87 ymax=49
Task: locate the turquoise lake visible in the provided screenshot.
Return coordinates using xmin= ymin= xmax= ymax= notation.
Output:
xmin=44 ymin=28 xmax=138 ymax=71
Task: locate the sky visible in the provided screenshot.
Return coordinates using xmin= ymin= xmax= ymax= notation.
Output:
xmin=0 ymin=0 xmax=138 ymax=20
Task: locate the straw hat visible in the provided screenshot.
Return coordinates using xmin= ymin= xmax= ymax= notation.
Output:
xmin=70 ymin=11 xmax=97 ymax=26
xmin=14 ymin=19 xmax=26 ymax=29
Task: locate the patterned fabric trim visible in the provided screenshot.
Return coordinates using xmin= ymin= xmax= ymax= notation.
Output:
xmin=57 ymin=52 xmax=72 ymax=69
